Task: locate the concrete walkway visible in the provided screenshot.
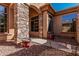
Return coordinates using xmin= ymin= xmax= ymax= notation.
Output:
xmin=0 ymin=41 xmax=24 ymax=56
xmin=31 ymin=38 xmax=79 ymax=55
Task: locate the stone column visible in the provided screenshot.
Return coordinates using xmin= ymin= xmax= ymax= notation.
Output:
xmin=76 ymin=11 xmax=79 ymax=43
xmin=16 ymin=3 xmax=29 ymax=43
xmin=42 ymin=11 xmax=48 ymax=38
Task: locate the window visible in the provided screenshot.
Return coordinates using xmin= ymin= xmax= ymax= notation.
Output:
xmin=31 ymin=16 xmax=39 ymax=32
xmin=0 ymin=5 xmax=7 ymax=33
xmin=61 ymin=13 xmax=77 ymax=32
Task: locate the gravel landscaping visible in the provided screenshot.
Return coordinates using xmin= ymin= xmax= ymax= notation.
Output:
xmin=0 ymin=40 xmax=78 ymax=56
xmin=7 ymin=45 xmax=74 ymax=56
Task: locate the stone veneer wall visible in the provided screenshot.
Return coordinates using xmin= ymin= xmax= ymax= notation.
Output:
xmin=16 ymin=3 xmax=29 ymax=43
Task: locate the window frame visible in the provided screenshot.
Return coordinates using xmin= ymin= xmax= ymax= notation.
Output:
xmin=31 ymin=16 xmax=39 ymax=32
xmin=0 ymin=5 xmax=8 ymax=33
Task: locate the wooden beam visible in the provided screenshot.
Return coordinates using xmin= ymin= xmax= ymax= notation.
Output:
xmin=0 ymin=3 xmax=10 ymax=7
xmin=40 ymin=4 xmax=55 ymax=15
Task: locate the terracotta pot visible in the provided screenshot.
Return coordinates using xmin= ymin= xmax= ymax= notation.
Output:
xmin=21 ymin=41 xmax=30 ymax=48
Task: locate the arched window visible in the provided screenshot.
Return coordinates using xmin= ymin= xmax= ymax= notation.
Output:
xmin=0 ymin=5 xmax=7 ymax=33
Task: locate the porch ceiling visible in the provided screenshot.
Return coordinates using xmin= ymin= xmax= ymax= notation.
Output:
xmin=51 ymin=3 xmax=79 ymax=12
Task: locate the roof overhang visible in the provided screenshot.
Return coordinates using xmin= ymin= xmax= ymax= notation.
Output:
xmin=0 ymin=3 xmax=15 ymax=7
xmin=54 ymin=6 xmax=79 ymax=16
xmin=40 ymin=4 xmax=56 ymax=15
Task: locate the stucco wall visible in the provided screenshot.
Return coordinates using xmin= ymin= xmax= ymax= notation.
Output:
xmin=53 ymin=15 xmax=62 ymax=35
xmin=42 ymin=11 xmax=48 ymax=38
xmin=76 ymin=13 xmax=79 ymax=43
xmin=7 ymin=4 xmax=15 ymax=41
xmin=39 ymin=13 xmax=43 ymax=38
